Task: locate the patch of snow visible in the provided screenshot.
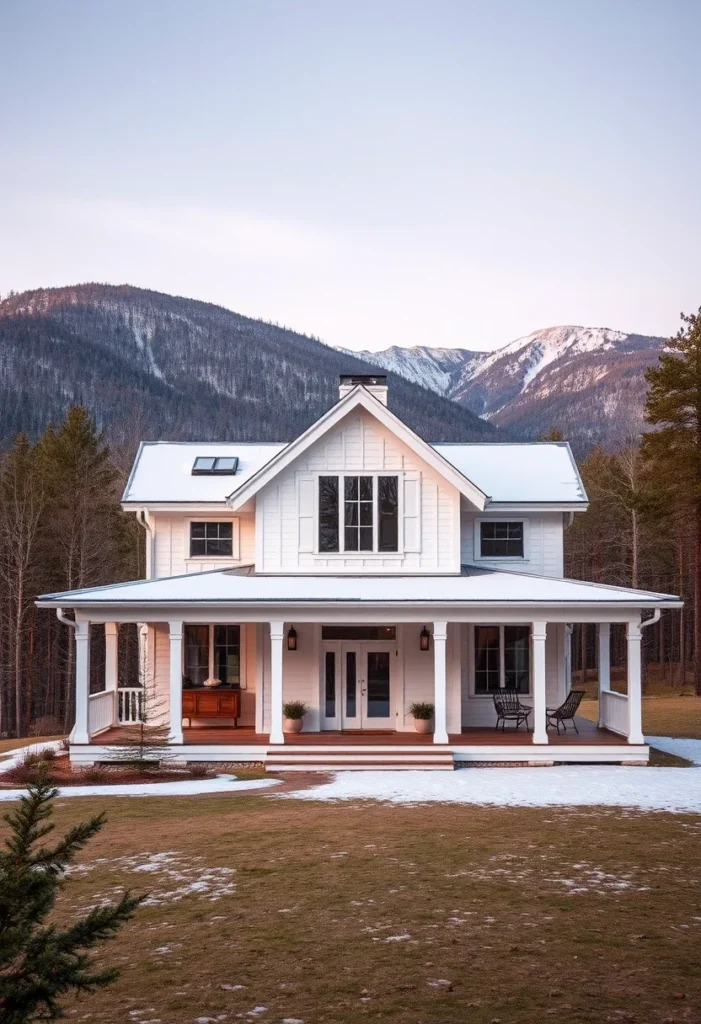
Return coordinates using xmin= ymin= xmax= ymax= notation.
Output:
xmin=286 ymin=764 xmax=701 ymax=813
xmin=647 ymin=736 xmax=701 ymax=765
xmin=0 ymin=775 xmax=279 ymax=800
xmin=0 ymin=740 xmax=65 ymax=773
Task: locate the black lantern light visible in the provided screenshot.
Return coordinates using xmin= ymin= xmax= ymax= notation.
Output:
xmin=420 ymin=625 xmax=430 ymax=651
xmin=287 ymin=625 xmax=298 ymax=651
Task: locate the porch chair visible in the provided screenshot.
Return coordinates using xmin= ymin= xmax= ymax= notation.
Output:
xmin=546 ymin=690 xmax=586 ymax=734
xmin=493 ymin=689 xmax=532 ymax=731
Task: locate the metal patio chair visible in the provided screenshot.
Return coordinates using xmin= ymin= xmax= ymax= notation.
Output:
xmin=493 ymin=689 xmax=532 ymax=731
xmin=546 ymin=689 xmax=586 ymax=734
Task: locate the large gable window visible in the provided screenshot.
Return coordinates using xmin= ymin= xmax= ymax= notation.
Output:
xmin=190 ymin=521 xmax=233 ymax=557
xmin=479 ymin=521 xmax=524 ymax=558
xmin=474 ymin=625 xmax=530 ymax=694
xmin=317 ymin=475 xmax=399 ymax=554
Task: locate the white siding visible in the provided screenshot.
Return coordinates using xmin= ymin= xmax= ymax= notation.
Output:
xmin=460 ymin=511 xmax=564 ymax=577
xmin=152 ymin=512 xmax=255 ymax=577
xmin=257 ymin=410 xmax=461 ymax=574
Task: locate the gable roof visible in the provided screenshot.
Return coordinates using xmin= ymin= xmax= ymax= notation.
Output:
xmin=36 ymin=564 xmax=681 ymax=609
xmin=226 ymin=385 xmax=489 ymax=511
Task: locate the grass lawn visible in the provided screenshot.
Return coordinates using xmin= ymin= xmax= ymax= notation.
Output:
xmin=0 ymin=734 xmax=63 ymax=755
xmin=6 ymin=792 xmax=700 ymax=1024
xmin=579 ymin=695 xmax=701 ymax=739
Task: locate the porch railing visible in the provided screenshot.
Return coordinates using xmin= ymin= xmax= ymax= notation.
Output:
xmin=600 ymin=690 xmax=628 ymax=737
xmin=88 ymin=690 xmax=115 ymax=737
xmin=118 ymin=687 xmax=144 ymax=725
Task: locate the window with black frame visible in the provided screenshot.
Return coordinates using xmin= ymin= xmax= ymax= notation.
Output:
xmin=480 ymin=521 xmax=524 ymax=558
xmin=474 ymin=625 xmax=530 ymax=694
xmin=183 ymin=624 xmax=241 ymax=687
xmin=317 ymin=475 xmax=399 ymax=553
xmin=190 ymin=521 xmax=233 ymax=557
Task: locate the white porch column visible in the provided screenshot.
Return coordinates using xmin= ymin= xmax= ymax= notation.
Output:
xmin=105 ymin=622 xmax=119 ymax=726
xmin=269 ymin=620 xmax=285 ymax=744
xmin=626 ymin=619 xmax=644 ymax=744
xmin=433 ymin=620 xmax=449 ymax=744
xmin=531 ymin=620 xmax=548 ymax=744
xmin=74 ymin=621 xmax=90 ymax=744
xmin=597 ymin=623 xmax=611 ymax=729
xmin=168 ymin=620 xmax=184 ymax=744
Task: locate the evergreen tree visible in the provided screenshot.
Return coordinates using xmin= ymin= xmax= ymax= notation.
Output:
xmin=0 ymin=774 xmax=143 ymax=1022
xmin=36 ymin=408 xmax=130 ymax=729
xmin=0 ymin=436 xmax=45 ymax=736
xmin=643 ymin=307 xmax=701 ymax=694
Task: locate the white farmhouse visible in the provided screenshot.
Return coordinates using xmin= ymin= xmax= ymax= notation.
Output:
xmin=38 ymin=376 xmax=681 ymax=769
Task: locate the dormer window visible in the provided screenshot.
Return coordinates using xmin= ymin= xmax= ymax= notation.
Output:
xmin=192 ymin=456 xmax=239 ymax=475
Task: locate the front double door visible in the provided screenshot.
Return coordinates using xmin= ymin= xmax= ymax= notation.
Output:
xmin=322 ymin=643 xmax=396 ymax=730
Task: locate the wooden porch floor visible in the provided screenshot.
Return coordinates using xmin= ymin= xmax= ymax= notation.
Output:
xmin=93 ymin=717 xmax=624 ymax=747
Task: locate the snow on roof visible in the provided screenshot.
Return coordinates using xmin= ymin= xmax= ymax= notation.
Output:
xmin=38 ymin=565 xmax=679 ymax=608
xmin=433 ymin=443 xmax=586 ymax=504
xmin=123 ymin=441 xmax=585 ymax=506
xmin=122 ymin=442 xmax=286 ymax=503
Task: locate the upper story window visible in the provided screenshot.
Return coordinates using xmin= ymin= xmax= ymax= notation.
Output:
xmin=190 ymin=521 xmax=233 ymax=557
xmin=318 ymin=475 xmax=399 ymax=554
xmin=480 ymin=521 xmax=524 ymax=558
xmin=192 ymin=456 xmax=239 ymax=475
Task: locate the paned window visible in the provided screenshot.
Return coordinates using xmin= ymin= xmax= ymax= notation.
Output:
xmin=190 ymin=521 xmax=233 ymax=557
xmin=474 ymin=625 xmax=530 ymax=694
xmin=344 ymin=476 xmax=373 ymax=551
xmin=183 ymin=625 xmax=241 ymax=687
xmin=480 ymin=521 xmax=524 ymax=558
xmin=317 ymin=475 xmax=399 ymax=553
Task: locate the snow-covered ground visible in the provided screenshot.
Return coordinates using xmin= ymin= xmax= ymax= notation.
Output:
xmin=0 ymin=774 xmax=280 ymax=801
xmin=0 ymin=740 xmax=65 ymax=773
xmin=286 ymin=737 xmax=701 ymax=813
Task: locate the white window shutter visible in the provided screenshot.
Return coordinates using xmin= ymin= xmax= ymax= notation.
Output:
xmin=403 ymin=473 xmax=421 ymax=551
xmin=297 ymin=474 xmax=316 ymax=553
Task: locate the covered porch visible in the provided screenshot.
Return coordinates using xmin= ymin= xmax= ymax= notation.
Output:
xmin=37 ymin=564 xmax=681 ymax=768
xmin=70 ymin=614 xmax=651 ymax=767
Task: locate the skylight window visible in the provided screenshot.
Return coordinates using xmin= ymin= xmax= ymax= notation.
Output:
xmin=192 ymin=456 xmax=239 ymax=476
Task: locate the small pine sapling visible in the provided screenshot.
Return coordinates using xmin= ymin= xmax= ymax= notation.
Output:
xmin=0 ymin=772 xmax=143 ymax=1023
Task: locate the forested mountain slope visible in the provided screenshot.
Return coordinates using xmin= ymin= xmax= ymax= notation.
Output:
xmin=0 ymin=284 xmax=496 ymax=446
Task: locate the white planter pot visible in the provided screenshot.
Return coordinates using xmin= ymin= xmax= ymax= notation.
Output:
xmin=414 ymin=718 xmax=434 ymax=734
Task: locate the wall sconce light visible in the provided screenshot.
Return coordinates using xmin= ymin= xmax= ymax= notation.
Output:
xmin=420 ymin=626 xmax=430 ymax=651
xmin=287 ymin=626 xmax=298 ymax=651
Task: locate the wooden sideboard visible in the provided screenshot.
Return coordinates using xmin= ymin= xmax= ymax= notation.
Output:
xmin=182 ymin=687 xmax=241 ymax=726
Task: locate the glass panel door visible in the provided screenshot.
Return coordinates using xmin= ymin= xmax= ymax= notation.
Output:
xmin=340 ymin=643 xmax=395 ymax=729
xmin=366 ymin=651 xmax=391 ymax=719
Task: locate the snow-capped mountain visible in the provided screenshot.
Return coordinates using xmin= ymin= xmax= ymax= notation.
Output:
xmin=348 ymin=326 xmax=666 ymax=452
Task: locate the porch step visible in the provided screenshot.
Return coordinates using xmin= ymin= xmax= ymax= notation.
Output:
xmin=265 ymin=750 xmax=455 ymax=772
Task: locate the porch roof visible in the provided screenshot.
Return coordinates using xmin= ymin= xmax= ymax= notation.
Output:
xmin=37 ymin=564 xmax=682 ymax=610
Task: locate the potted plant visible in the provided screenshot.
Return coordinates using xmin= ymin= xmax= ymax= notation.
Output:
xmin=409 ymin=701 xmax=435 ymax=734
xmin=283 ymin=700 xmax=309 ymax=734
